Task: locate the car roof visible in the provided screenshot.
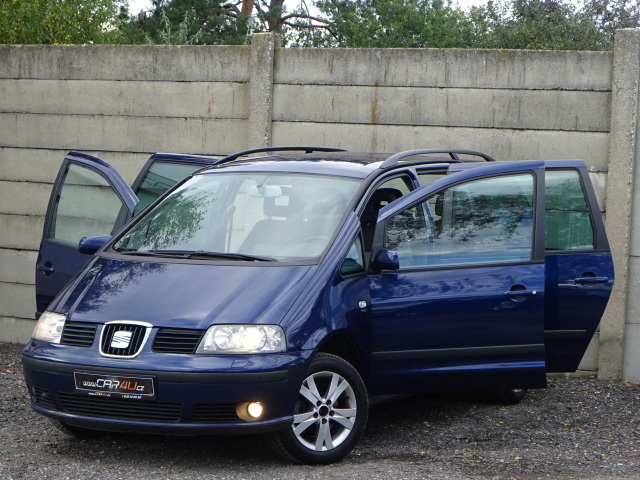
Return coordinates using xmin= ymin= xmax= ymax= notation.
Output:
xmin=197 ymin=150 xmax=492 ymax=180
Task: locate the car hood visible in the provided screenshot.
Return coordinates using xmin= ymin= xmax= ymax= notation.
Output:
xmin=56 ymin=256 xmax=318 ymax=329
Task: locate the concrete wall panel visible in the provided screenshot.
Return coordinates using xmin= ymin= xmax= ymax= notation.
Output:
xmin=1 ymin=148 xmax=70 ymax=183
xmin=0 ymin=215 xmax=44 ymax=251
xmin=276 ymin=48 xmax=613 ymax=90
xmin=0 ymin=317 xmax=35 ymax=343
xmin=589 ymin=172 xmax=608 ymax=213
xmin=0 ymin=181 xmax=52 ymax=216
xmin=0 ymin=113 xmax=247 ymax=155
xmin=0 ymin=148 xmax=148 ymax=185
xmin=0 ymin=80 xmax=249 ymax=119
xmin=0 ymin=282 xmax=35 ymax=320
xmin=0 ymin=249 xmax=37 ymax=285
xmin=577 ymin=334 xmax=600 ymax=372
xmin=274 ymin=85 xmax=611 ymax=132
xmin=0 ymin=45 xmax=251 ymax=82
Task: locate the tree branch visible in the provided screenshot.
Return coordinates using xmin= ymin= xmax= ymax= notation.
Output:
xmin=280 ymin=13 xmax=330 ymax=24
xmin=283 ymin=21 xmax=332 ymax=30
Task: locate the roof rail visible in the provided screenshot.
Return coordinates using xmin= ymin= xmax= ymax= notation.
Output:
xmin=379 ymin=149 xmax=496 ymax=170
xmin=215 ymin=147 xmax=347 ymax=165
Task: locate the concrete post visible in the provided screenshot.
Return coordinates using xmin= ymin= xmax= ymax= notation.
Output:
xmin=599 ymin=29 xmax=640 ymax=380
xmin=247 ymin=33 xmax=281 ymax=149
xmin=620 ymin=30 xmax=640 ymax=382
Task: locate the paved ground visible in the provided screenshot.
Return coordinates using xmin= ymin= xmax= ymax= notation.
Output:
xmin=1 ymin=342 xmax=639 ymax=480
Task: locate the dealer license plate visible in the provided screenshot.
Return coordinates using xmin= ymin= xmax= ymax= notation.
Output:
xmin=74 ymin=371 xmax=156 ymax=399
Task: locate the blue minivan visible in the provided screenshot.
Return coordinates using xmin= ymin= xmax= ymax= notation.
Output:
xmin=23 ymin=147 xmax=614 ymax=464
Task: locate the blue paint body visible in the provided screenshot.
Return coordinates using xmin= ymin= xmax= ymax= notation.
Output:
xmin=23 ymin=150 xmax=614 ymax=438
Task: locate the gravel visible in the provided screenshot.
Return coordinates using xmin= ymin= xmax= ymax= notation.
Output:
xmin=1 ymin=341 xmax=639 ymax=480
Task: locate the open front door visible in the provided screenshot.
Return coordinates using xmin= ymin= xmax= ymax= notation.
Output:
xmin=367 ymin=161 xmax=548 ymax=394
xmin=35 ymin=152 xmax=138 ymax=316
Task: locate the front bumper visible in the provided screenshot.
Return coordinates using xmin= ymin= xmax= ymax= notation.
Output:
xmin=22 ymin=343 xmax=312 ymax=435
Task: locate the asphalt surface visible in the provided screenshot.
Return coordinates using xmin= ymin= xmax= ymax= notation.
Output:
xmin=1 ymin=342 xmax=639 ymax=480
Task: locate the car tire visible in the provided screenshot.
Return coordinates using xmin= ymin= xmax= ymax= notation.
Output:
xmin=485 ymin=387 xmax=528 ymax=405
xmin=49 ymin=418 xmax=106 ymax=439
xmin=268 ymin=353 xmax=368 ymax=464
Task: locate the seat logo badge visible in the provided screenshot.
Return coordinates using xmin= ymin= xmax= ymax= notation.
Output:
xmin=111 ymin=331 xmax=132 ymax=349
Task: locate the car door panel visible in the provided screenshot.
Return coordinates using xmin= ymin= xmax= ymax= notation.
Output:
xmin=35 ymin=153 xmax=137 ymax=316
xmin=542 ymin=165 xmax=614 ymax=372
xmin=544 ymin=252 xmax=614 ymax=371
xmin=367 ymin=162 xmax=547 ymax=394
xmin=35 ymin=153 xmax=222 ymax=317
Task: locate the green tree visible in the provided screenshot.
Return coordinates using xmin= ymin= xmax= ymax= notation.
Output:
xmin=580 ymin=0 xmax=640 ymax=47
xmin=477 ymin=0 xmax=607 ymax=50
xmin=120 ymin=0 xmax=329 ymax=45
xmin=0 ymin=0 xmax=124 ymax=44
xmin=122 ymin=0 xmax=260 ymax=44
xmin=313 ymin=0 xmax=479 ymax=48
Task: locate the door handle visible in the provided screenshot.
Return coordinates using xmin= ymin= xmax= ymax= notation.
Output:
xmin=504 ymin=290 xmax=538 ymax=298
xmin=37 ymin=264 xmax=55 ymax=274
xmin=574 ymin=276 xmax=609 ymax=284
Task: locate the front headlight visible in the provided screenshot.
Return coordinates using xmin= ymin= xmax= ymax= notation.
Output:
xmin=32 ymin=311 xmax=67 ymax=343
xmin=196 ymin=325 xmax=286 ymax=354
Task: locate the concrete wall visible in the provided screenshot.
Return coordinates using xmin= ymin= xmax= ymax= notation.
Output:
xmin=1 ymin=32 xmax=638 ymax=379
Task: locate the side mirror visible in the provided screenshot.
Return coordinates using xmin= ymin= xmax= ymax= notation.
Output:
xmin=372 ymin=248 xmax=399 ymax=272
xmin=78 ymin=235 xmax=111 ymax=255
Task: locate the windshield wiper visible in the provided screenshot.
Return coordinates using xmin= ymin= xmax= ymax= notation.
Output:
xmin=116 ymin=250 xmax=167 ymax=257
xmin=180 ymin=251 xmax=276 ymax=262
xmin=118 ymin=249 xmax=275 ymax=262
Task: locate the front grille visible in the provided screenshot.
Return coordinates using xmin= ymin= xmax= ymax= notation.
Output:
xmin=29 ymin=385 xmax=56 ymax=410
xmin=153 ymin=328 xmax=204 ymax=354
xmin=59 ymin=393 xmax=182 ymax=422
xmin=192 ymin=404 xmax=238 ymax=423
xmin=100 ymin=323 xmax=149 ymax=357
xmin=61 ymin=321 xmax=97 ymax=347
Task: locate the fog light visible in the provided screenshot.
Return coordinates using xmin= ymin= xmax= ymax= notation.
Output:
xmin=236 ymin=402 xmax=264 ymax=422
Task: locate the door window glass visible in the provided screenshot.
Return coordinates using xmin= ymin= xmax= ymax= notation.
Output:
xmin=50 ymin=164 xmax=125 ymax=246
xmin=133 ymin=162 xmax=204 ymax=216
xmin=545 ymin=170 xmax=594 ymax=250
xmin=385 ymin=173 xmax=535 ymax=268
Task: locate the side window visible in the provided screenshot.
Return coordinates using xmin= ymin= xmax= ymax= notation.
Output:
xmin=386 ymin=173 xmax=535 ymax=268
xmin=377 ymin=176 xmax=412 ymax=196
xmin=341 ymin=236 xmax=365 ymax=275
xmin=361 ymin=175 xmax=412 ymax=252
xmin=133 ymin=162 xmax=204 ymax=216
xmin=545 ymin=170 xmax=594 ymax=250
xmin=49 ymin=164 xmax=125 ymax=246
xmin=417 ymin=172 xmax=446 ymax=186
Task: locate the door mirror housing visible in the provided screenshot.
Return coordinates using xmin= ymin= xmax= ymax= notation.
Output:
xmin=372 ymin=248 xmax=399 ymax=272
xmin=78 ymin=235 xmax=111 ymax=255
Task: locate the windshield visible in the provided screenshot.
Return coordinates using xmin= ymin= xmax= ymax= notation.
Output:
xmin=113 ymin=172 xmax=361 ymax=262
